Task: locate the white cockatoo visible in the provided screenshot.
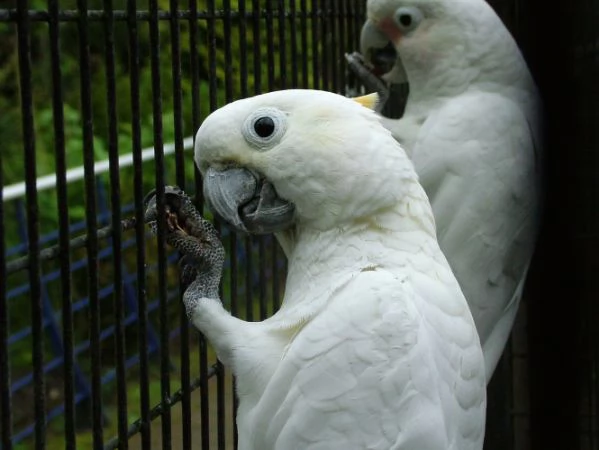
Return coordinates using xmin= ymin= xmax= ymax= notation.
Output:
xmin=347 ymin=0 xmax=543 ymax=380
xmin=145 ymin=89 xmax=486 ymax=449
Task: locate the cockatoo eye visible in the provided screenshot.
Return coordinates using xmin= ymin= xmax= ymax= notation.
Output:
xmin=254 ymin=117 xmax=275 ymax=137
xmin=243 ymin=107 xmax=287 ymax=150
xmin=394 ymin=6 xmax=423 ymax=33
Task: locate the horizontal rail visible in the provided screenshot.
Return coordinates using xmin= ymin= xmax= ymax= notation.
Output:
xmin=0 ymin=9 xmax=354 ymax=22
xmin=2 ymin=136 xmax=194 ymax=202
xmin=102 ymin=366 xmax=219 ymax=450
xmin=5 ymin=217 xmax=137 ymax=275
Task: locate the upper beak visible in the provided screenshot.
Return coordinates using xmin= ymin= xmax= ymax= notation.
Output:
xmin=203 ymin=167 xmax=295 ymax=235
xmin=360 ymin=20 xmax=398 ymax=76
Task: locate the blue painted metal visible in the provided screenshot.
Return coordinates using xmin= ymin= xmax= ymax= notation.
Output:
xmin=3 ymin=175 xmax=256 ymax=447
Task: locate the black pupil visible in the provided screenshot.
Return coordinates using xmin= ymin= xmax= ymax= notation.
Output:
xmin=254 ymin=117 xmax=275 ymax=138
xmin=399 ymin=14 xmax=412 ymax=27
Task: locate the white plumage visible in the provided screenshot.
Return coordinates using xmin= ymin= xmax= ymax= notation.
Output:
xmin=193 ymin=89 xmax=486 ymax=449
xmin=359 ymin=0 xmax=542 ymax=379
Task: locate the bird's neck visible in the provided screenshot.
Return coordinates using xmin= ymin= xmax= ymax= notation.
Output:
xmin=273 ymin=201 xmax=439 ymax=318
xmin=401 ymin=34 xmax=535 ymax=118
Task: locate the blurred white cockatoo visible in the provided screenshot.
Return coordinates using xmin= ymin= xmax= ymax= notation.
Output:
xmin=347 ymin=0 xmax=542 ymax=380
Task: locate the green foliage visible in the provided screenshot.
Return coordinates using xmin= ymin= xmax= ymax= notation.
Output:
xmin=0 ymin=1 xmax=354 ymax=446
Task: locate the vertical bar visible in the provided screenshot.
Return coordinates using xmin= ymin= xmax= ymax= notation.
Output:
xmin=272 ymin=0 xmax=288 ymax=315
xmin=246 ymin=0 xmax=261 ymax=324
xmin=187 ymin=2 xmax=211 ymax=449
xmin=263 ymin=0 xmax=275 ymax=322
xmin=289 ymin=0 xmax=299 ymax=88
xmin=311 ymin=0 xmax=320 ymax=89
xmin=235 ymin=4 xmax=248 ymax=446
xmin=220 ymin=0 xmax=232 ymax=447
xmin=271 ymin=241 xmax=280 ymax=312
xmin=47 ymin=0 xmax=75 ymax=446
xmin=148 ymin=0 xmax=172 ymax=447
xmin=206 ymin=1 xmax=227 ymax=447
xmin=223 ymin=0 xmax=234 ymax=103
xmin=76 ymin=0 xmax=102 ymax=446
xmin=207 ymin=0 xmax=218 ymax=110
xmin=265 ymin=0 xmax=275 ymax=89
xmin=252 ymin=0 xmax=263 ymax=95
xmin=346 ymin=0 xmax=356 ymax=67
xmin=127 ymin=0 xmax=151 ymax=448
xmin=0 ymin=157 xmax=11 ymax=450
xmin=16 ymin=2 xmax=45 ymax=448
xmin=355 ymin=0 xmax=365 ymax=52
xmin=300 ymin=0 xmax=309 ymax=88
xmin=238 ymin=0 xmax=249 ymax=98
xmin=329 ymin=0 xmax=339 ymax=93
xmin=168 ymin=1 xmax=192 ymax=448
xmin=222 ymin=1 xmax=239 ymax=448
xmin=258 ymin=238 xmax=267 ymax=320
xmin=337 ymin=0 xmax=347 ymax=93
xmin=103 ymin=0 xmax=128 ymax=448
xmin=320 ymin=0 xmax=329 ymax=90
xmin=277 ymin=0 xmax=287 ymax=89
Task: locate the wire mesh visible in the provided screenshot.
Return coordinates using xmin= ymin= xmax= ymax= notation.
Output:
xmin=0 ymin=2 xmax=365 ymax=449
xmin=0 ymin=1 xmax=597 ymax=449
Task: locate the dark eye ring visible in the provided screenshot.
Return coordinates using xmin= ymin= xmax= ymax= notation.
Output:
xmin=254 ymin=116 xmax=275 ymax=138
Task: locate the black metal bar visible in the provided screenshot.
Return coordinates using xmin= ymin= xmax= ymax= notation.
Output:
xmin=47 ymin=0 xmax=75 ymax=446
xmin=320 ymin=0 xmax=330 ymax=90
xmin=5 ymin=219 xmax=135 ymax=275
xmin=252 ymin=0 xmax=262 ymax=95
xmin=167 ymin=0 xmax=193 ymax=448
xmin=265 ymin=0 xmax=275 ymax=90
xmin=272 ymin=1 xmax=288 ymax=315
xmin=300 ymin=0 xmax=309 ymax=88
xmin=16 ymin=1 xmax=45 ymax=448
xmin=311 ymin=0 xmax=320 ymax=89
xmin=77 ymin=0 xmax=103 ymax=446
xmin=277 ymin=0 xmax=287 ymax=90
xmin=244 ymin=238 xmax=254 ymax=323
xmin=0 ymin=9 xmax=265 ymax=22
xmin=127 ymin=0 xmax=151 ymax=448
xmin=148 ymin=0 xmax=172 ymax=447
xmin=236 ymin=19 xmax=251 ymax=448
xmin=199 ymin=335 xmax=211 ymax=450
xmin=238 ymin=0 xmax=248 ymax=98
xmin=258 ymin=236 xmax=267 ymax=320
xmin=346 ymin=0 xmax=356 ymax=93
xmin=224 ymin=0 xmax=234 ymax=104
xmin=329 ymin=0 xmax=339 ymax=93
xmin=103 ymin=369 xmax=218 ymax=450
xmin=103 ymin=0 xmax=128 ymax=448
xmin=0 ymin=157 xmax=11 ymax=450
xmin=289 ymin=0 xmax=299 ymax=88
xmin=337 ymin=0 xmax=347 ymax=94
xmin=187 ymin=2 xmax=211 ymax=449
xmin=207 ymin=0 xmax=218 ymax=110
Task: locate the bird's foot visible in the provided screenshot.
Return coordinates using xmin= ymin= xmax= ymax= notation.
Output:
xmin=345 ymin=51 xmax=390 ymax=107
xmin=144 ymin=186 xmax=225 ymax=310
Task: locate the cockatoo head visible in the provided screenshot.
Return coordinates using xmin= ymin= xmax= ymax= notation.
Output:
xmin=361 ymin=0 xmax=504 ymax=83
xmin=194 ymin=89 xmax=417 ymax=235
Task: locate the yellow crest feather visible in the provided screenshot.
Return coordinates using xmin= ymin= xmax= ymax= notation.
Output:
xmin=351 ymin=93 xmax=380 ymax=110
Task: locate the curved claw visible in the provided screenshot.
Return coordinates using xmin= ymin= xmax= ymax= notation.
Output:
xmin=143 ymin=185 xmax=225 ymax=301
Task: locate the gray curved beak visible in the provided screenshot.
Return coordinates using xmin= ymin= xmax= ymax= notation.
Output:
xmin=203 ymin=167 xmax=295 ymax=235
xmin=360 ymin=20 xmax=396 ymax=73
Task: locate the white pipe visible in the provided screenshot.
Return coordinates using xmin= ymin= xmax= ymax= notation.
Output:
xmin=2 ymin=136 xmax=195 ymax=202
